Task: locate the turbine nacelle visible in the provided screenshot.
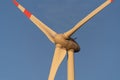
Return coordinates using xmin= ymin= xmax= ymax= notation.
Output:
xmin=54 ymin=34 xmax=80 ymax=52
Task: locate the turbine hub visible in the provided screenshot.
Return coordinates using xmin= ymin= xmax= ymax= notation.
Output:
xmin=54 ymin=34 xmax=80 ymax=52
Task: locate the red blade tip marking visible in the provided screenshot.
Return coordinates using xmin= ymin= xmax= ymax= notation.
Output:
xmin=110 ymin=0 xmax=113 ymax=2
xmin=13 ymin=0 xmax=19 ymax=6
xmin=24 ymin=9 xmax=32 ymax=18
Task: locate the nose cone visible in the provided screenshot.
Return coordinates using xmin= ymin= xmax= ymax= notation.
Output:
xmin=69 ymin=38 xmax=80 ymax=53
xmin=74 ymin=43 xmax=80 ymax=53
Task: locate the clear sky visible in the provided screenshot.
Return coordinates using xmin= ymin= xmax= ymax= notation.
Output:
xmin=0 ymin=0 xmax=120 ymax=80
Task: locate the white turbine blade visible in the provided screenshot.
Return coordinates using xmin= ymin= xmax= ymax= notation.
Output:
xmin=67 ymin=49 xmax=75 ymax=80
xmin=48 ymin=44 xmax=67 ymax=80
xmin=13 ymin=0 xmax=57 ymax=43
xmin=64 ymin=0 xmax=113 ymax=38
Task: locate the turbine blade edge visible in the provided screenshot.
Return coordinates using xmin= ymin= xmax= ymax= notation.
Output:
xmin=13 ymin=0 xmax=57 ymax=43
xmin=48 ymin=45 xmax=67 ymax=80
xmin=64 ymin=0 xmax=112 ymax=38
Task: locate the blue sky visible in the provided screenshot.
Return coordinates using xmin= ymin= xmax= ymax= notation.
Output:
xmin=0 ymin=0 xmax=120 ymax=80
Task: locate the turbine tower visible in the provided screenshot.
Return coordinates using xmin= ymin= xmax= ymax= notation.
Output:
xmin=13 ymin=0 xmax=112 ymax=80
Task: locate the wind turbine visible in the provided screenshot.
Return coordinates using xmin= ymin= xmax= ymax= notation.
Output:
xmin=13 ymin=0 xmax=112 ymax=80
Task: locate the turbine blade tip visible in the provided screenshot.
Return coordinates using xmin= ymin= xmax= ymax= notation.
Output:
xmin=13 ymin=0 xmax=19 ymax=6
